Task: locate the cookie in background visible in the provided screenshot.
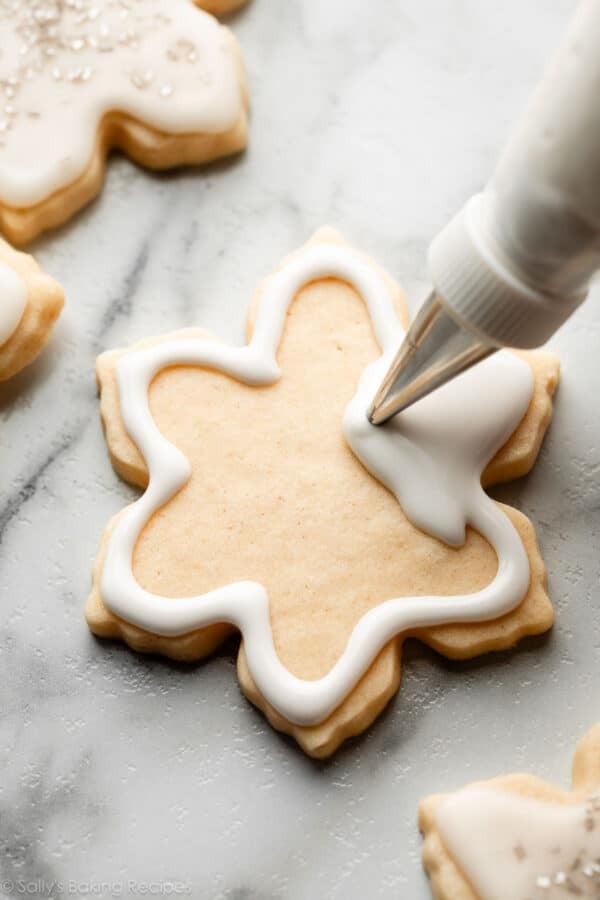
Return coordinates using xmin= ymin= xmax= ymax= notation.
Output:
xmin=0 ymin=238 xmax=63 ymax=381
xmin=420 ymin=724 xmax=600 ymax=899
xmin=0 ymin=1 xmax=248 ymax=245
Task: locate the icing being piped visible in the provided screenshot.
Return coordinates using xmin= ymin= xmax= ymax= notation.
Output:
xmin=100 ymin=242 xmax=534 ymax=726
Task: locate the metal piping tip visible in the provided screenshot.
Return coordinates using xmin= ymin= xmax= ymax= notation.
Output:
xmin=367 ymin=291 xmax=496 ymax=426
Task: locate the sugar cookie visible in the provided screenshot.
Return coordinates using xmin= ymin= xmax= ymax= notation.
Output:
xmin=0 ymin=1 xmax=248 ymax=245
xmin=87 ymin=228 xmax=559 ymax=757
xmin=420 ymin=724 xmax=600 ymax=899
xmin=0 ymin=238 xmax=63 ymax=381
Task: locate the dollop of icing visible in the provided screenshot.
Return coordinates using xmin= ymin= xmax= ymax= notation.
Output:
xmin=436 ymin=788 xmax=600 ymax=898
xmin=100 ymin=242 xmax=535 ymax=726
xmin=0 ymin=261 xmax=27 ymax=346
xmin=0 ymin=0 xmax=244 ymax=207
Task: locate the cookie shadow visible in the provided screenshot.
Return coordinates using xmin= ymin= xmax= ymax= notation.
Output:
xmin=27 ymin=145 xmax=248 ymax=258
xmin=219 ymin=0 xmax=254 ymax=25
xmin=415 ymin=629 xmax=554 ymax=680
xmin=280 ymin=629 xmax=555 ymax=773
xmin=87 ymin=628 xmax=241 ymax=675
xmin=140 ymin=145 xmax=248 ymax=190
xmin=87 ymin=621 xmax=554 ymax=773
xmin=0 ymin=342 xmax=61 ymax=410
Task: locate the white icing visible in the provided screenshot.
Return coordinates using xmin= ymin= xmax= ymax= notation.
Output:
xmin=100 ymin=242 xmax=535 ymax=727
xmin=436 ymin=788 xmax=600 ymax=898
xmin=0 ymin=261 xmax=27 ymax=347
xmin=0 ymin=1 xmax=244 ymax=208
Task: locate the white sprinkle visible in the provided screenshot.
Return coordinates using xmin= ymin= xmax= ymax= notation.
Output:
xmin=98 ymin=38 xmax=115 ymax=53
xmin=0 ymin=1 xmax=202 ymax=130
xmin=130 ymin=71 xmax=145 ymax=90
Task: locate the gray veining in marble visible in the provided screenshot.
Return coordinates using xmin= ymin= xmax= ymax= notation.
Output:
xmin=0 ymin=1 xmax=594 ymax=898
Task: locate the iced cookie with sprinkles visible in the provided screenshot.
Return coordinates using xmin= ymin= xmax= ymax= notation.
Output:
xmin=86 ymin=228 xmax=559 ymax=757
xmin=0 ymin=1 xmax=248 ymax=245
xmin=420 ymin=724 xmax=600 ymax=899
xmin=0 ymin=237 xmax=63 ymax=380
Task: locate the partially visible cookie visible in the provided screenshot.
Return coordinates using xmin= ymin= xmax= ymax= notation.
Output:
xmin=0 ymin=1 xmax=248 ymax=245
xmin=420 ymin=724 xmax=600 ymax=899
xmin=0 ymin=239 xmax=63 ymax=381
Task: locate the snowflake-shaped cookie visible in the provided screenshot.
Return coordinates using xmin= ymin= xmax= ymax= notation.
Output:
xmin=87 ymin=228 xmax=559 ymax=757
xmin=0 ymin=0 xmax=248 ymax=244
xmin=420 ymin=724 xmax=600 ymax=899
xmin=0 ymin=237 xmax=63 ymax=380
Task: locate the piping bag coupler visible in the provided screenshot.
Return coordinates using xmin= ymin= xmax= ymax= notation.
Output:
xmin=369 ymin=0 xmax=600 ymax=425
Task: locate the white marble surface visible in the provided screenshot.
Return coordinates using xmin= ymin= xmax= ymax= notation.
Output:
xmin=0 ymin=1 xmax=595 ymax=897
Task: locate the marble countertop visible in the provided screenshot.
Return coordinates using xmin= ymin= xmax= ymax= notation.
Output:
xmin=1 ymin=1 xmax=596 ymax=897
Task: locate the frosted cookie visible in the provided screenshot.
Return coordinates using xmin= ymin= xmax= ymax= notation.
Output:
xmin=87 ymin=228 xmax=559 ymax=757
xmin=420 ymin=724 xmax=600 ymax=899
xmin=0 ymin=238 xmax=63 ymax=380
xmin=0 ymin=1 xmax=248 ymax=245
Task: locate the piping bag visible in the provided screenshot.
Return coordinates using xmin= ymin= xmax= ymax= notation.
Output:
xmin=369 ymin=0 xmax=600 ymax=425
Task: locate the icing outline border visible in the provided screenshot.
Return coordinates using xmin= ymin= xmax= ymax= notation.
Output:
xmin=100 ymin=242 xmax=533 ymax=726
